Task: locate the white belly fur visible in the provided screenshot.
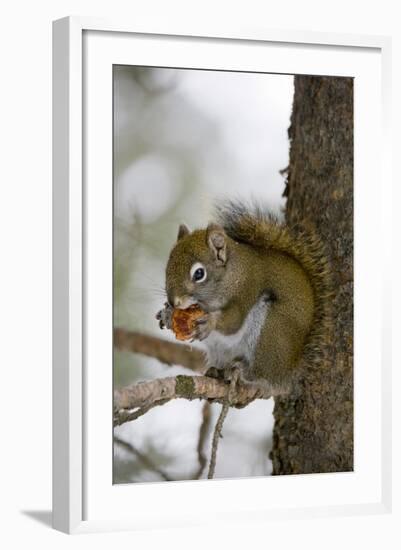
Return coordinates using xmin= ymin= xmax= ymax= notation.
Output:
xmin=204 ymin=297 xmax=270 ymax=369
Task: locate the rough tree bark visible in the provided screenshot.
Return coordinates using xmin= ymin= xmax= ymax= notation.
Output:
xmin=271 ymin=76 xmax=354 ymax=474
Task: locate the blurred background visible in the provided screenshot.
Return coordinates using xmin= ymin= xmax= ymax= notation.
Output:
xmin=113 ymin=65 xmax=294 ymax=483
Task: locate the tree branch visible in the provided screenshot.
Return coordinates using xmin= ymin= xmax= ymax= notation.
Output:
xmin=114 ymin=436 xmax=172 ymax=481
xmin=114 ymin=374 xmax=270 ymax=427
xmin=114 ymin=328 xmax=206 ymax=372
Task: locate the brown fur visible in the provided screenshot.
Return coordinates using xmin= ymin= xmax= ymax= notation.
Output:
xmin=164 ymin=201 xmax=333 ymax=392
xmin=217 ymin=202 xmax=334 ymax=378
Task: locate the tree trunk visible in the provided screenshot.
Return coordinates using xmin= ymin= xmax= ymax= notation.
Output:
xmin=271 ymin=76 xmax=354 ymax=474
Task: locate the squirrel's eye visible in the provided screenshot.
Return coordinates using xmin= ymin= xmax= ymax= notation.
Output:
xmin=190 ymin=262 xmax=207 ymax=283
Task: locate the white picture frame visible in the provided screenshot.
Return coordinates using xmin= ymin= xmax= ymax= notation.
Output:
xmin=52 ymin=16 xmax=392 ymax=534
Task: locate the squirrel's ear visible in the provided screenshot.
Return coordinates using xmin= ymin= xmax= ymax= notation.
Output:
xmin=206 ymin=223 xmax=227 ymax=265
xmin=177 ymin=223 xmax=190 ymax=241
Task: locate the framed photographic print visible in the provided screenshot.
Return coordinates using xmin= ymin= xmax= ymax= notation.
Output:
xmin=52 ymin=17 xmax=392 ymax=534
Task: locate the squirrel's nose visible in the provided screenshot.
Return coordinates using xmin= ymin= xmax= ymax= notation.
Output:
xmin=174 ymin=296 xmax=195 ymax=309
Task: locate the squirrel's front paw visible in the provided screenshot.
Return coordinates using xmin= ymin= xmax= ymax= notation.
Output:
xmin=191 ymin=313 xmax=216 ymax=342
xmin=156 ymin=302 xmax=173 ymax=330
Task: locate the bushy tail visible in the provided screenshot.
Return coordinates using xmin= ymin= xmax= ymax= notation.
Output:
xmin=215 ymin=200 xmax=333 ymax=365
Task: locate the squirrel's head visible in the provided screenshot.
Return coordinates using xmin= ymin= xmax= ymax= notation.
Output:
xmin=165 ymin=223 xmax=233 ymax=312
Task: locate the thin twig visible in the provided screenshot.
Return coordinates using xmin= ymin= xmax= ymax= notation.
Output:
xmin=193 ymin=402 xmax=212 ymax=479
xmin=114 ymin=436 xmax=172 ymax=481
xmin=207 ymin=401 xmax=230 ymax=479
xmin=114 ymin=398 xmax=171 ymax=425
xmin=114 ymin=328 xmax=206 ymax=371
xmin=207 ymin=369 xmax=240 ymax=479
